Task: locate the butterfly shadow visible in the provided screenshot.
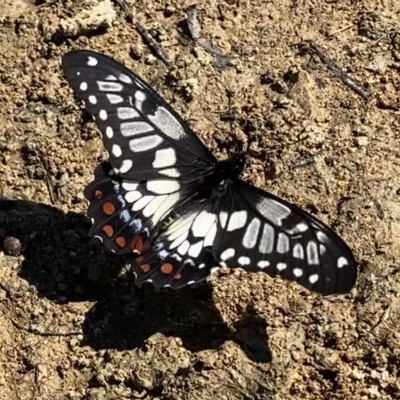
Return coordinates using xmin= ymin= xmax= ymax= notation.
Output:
xmin=0 ymin=199 xmax=272 ymax=363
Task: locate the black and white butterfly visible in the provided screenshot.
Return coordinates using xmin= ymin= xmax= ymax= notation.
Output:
xmin=62 ymin=50 xmax=357 ymax=295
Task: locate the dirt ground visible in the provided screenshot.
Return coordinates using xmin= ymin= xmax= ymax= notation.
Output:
xmin=1 ymin=0 xmax=400 ymax=399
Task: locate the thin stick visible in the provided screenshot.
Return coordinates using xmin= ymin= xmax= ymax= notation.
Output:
xmin=114 ymin=0 xmax=171 ymax=64
xmin=328 ymin=23 xmax=355 ymax=37
xmin=304 ymin=42 xmax=370 ymax=100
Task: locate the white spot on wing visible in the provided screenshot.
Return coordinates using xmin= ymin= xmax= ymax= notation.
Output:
xmin=220 ymin=248 xmax=235 ymax=261
xmin=132 ymin=195 xmax=154 ymax=211
xmin=107 ymin=94 xmax=124 ymax=104
xmin=119 ymin=73 xmax=132 ymax=83
xmin=309 ymin=274 xmax=319 ymax=284
xmin=147 ymin=179 xmax=180 ymax=194
xmin=121 ymin=121 xmax=153 ymax=137
xmin=158 ymin=168 xmax=180 ymax=178
xmin=192 ymin=211 xmax=216 ymax=237
xmin=238 ymin=256 xmax=251 ymax=266
xmin=134 ymin=90 xmax=146 ymax=111
xmin=124 ymin=185 xmax=141 ymax=198
xmin=293 ymin=268 xmax=303 ymax=277
xmin=219 ymin=211 xmax=228 ymax=229
xmin=169 ymin=230 xmax=189 ymax=249
xmin=99 ymin=110 xmax=108 ymax=120
xmin=306 ymin=241 xmax=319 ymax=265
xmin=293 ymin=243 xmax=304 ymax=259
xmin=317 ymin=231 xmax=329 ymax=243
xmin=106 ymin=126 xmax=113 ymax=138
xmin=80 ymin=82 xmax=88 ymax=91
xmin=188 ymin=241 xmax=203 ymax=258
xmin=258 ymin=223 xmax=274 ymax=254
xmin=112 ymin=144 xmax=122 ymax=157
xmin=277 ymin=263 xmax=287 ymax=271
xmin=148 ymin=106 xmax=185 ymax=140
xmin=227 ymin=210 xmax=248 ymax=231
xmin=337 ymin=256 xmax=348 ymax=269
xmin=151 ymin=192 xmax=180 ymax=225
xmin=129 ymin=135 xmax=163 ymax=152
xmin=203 ymin=222 xmax=217 ymax=247
xmin=177 ymin=240 xmax=190 ymax=256
xmin=142 ymin=195 xmax=168 ymax=217
xmin=286 ymin=222 xmax=309 ymax=235
xmin=87 ymin=56 xmax=98 ymax=66
xmin=257 ymin=260 xmax=270 ymax=268
xmin=256 ymin=198 xmax=291 ymax=226
xmin=152 ymin=148 xmax=177 ymax=168
xmin=88 ymin=95 xmax=97 ymax=104
xmin=276 ymin=233 xmax=290 ymax=254
xmin=243 ymin=217 xmax=261 ymax=249
xmin=168 ymin=223 xmax=192 ymax=245
xmin=125 ymin=190 xmax=142 ymax=203
xmin=119 ymin=159 xmax=133 ymax=173
xmin=118 ymin=107 xmax=140 ymax=120
xmin=97 ymin=81 xmax=123 ymax=92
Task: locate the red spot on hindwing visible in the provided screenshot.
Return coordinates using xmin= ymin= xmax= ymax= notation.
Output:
xmin=94 ymin=190 xmax=103 ymax=200
xmin=115 ymin=236 xmax=127 ymax=248
xmin=102 ymin=202 xmax=115 ymax=215
xmin=140 ymin=264 xmax=151 ymax=273
xmin=160 ymin=263 xmax=174 ymax=274
xmin=102 ymin=225 xmax=114 ymax=237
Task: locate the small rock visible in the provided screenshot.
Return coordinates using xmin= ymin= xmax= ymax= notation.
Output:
xmin=356 ymin=136 xmax=369 ymax=147
xmin=59 ymin=0 xmax=117 ymax=37
xmin=1 ymin=236 xmax=23 ymax=256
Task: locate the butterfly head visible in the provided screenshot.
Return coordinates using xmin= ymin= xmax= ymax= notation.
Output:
xmin=229 ymin=154 xmax=246 ymax=178
xmin=213 ymin=154 xmax=246 ymax=183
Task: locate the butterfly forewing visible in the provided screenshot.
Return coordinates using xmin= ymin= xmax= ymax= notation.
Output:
xmin=213 ymin=180 xmax=357 ymax=295
xmin=61 ymin=50 xmax=215 ymax=182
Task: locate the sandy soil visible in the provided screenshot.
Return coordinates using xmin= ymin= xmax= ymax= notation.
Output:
xmin=1 ymin=0 xmax=400 ymax=399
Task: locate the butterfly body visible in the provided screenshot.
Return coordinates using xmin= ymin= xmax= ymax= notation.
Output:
xmin=62 ymin=50 xmax=357 ymax=295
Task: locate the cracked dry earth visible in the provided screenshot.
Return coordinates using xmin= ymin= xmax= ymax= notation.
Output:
xmin=0 ymin=0 xmax=400 ymax=399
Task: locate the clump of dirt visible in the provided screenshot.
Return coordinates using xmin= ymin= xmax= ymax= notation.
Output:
xmin=1 ymin=0 xmax=400 ymax=399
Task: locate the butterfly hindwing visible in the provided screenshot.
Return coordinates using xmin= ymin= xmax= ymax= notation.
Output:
xmin=131 ymin=201 xmax=220 ymax=288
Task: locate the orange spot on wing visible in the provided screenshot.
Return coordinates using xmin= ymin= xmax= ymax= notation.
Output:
xmin=94 ymin=190 xmax=103 ymax=200
xmin=160 ymin=263 xmax=173 ymax=274
xmin=140 ymin=264 xmax=151 ymax=273
xmin=132 ymin=236 xmax=143 ymax=253
xmin=115 ymin=236 xmax=126 ymax=248
xmin=102 ymin=225 xmax=114 ymax=237
xmin=102 ymin=202 xmax=116 ymax=215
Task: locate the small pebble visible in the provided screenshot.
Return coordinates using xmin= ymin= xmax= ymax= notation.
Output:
xmin=1 ymin=236 xmax=23 ymax=256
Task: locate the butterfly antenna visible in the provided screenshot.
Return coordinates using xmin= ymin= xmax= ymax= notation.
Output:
xmin=219 ymin=89 xmax=240 ymax=159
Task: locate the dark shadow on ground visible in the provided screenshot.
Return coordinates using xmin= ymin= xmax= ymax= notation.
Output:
xmin=0 ymin=199 xmax=272 ymax=362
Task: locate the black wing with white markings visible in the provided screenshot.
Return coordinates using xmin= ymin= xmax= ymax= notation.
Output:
xmin=62 ymin=50 xmax=215 ymax=254
xmin=62 ymin=50 xmax=215 ymax=180
xmin=213 ymin=180 xmax=357 ymax=294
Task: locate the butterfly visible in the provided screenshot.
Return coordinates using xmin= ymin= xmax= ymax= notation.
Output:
xmin=61 ymin=50 xmax=357 ymax=295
